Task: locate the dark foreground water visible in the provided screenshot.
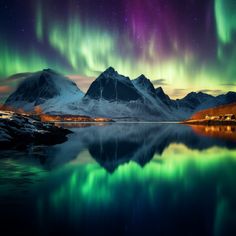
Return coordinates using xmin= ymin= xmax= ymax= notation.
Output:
xmin=1 ymin=123 xmax=236 ymax=236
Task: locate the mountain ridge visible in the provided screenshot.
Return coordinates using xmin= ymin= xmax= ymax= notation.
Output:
xmin=4 ymin=67 xmax=236 ymax=120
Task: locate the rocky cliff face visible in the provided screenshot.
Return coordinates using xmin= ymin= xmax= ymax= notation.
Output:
xmin=85 ymin=67 xmax=143 ymax=102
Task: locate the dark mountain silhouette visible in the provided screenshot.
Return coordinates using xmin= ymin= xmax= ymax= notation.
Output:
xmin=177 ymin=92 xmax=214 ymax=109
xmin=85 ymin=67 xmax=142 ymax=102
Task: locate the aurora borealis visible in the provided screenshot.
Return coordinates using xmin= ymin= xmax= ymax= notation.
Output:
xmin=4 ymin=143 xmax=236 ymax=235
xmin=1 ymin=119 xmax=236 ymax=234
xmin=0 ymin=0 xmax=236 ymax=98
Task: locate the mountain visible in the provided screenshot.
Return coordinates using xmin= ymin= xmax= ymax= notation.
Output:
xmin=133 ymin=74 xmax=156 ymax=99
xmin=4 ymin=67 xmax=236 ymax=120
xmin=197 ymin=92 xmax=236 ymax=110
xmin=79 ymin=68 xmax=171 ymax=120
xmin=85 ymin=67 xmax=143 ymax=102
xmin=155 ymin=87 xmax=173 ymax=107
xmin=174 ymin=91 xmax=236 ymax=117
xmin=132 ymin=74 xmax=172 ymax=109
xmin=5 ymin=69 xmax=84 ymax=113
xmin=177 ymin=92 xmax=214 ymax=110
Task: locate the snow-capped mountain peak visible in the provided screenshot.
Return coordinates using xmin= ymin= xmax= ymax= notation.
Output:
xmin=102 ymin=66 xmax=117 ymax=76
xmin=5 ymin=69 xmax=84 ymax=113
xmin=133 ymin=74 xmax=156 ymax=98
xmin=85 ymin=67 xmax=142 ymax=102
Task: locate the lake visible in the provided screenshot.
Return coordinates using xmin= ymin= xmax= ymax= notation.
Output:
xmin=1 ymin=123 xmax=236 ymax=236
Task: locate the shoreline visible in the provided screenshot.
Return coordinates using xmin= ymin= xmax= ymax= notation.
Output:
xmin=182 ymin=119 xmax=236 ymax=126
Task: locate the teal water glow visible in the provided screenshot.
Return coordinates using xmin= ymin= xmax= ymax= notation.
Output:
xmin=0 ymin=124 xmax=236 ymax=235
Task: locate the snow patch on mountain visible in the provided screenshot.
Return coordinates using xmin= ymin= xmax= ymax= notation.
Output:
xmin=5 ymin=69 xmax=84 ymax=113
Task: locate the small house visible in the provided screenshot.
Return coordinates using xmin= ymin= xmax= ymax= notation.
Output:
xmin=224 ymin=114 xmax=235 ymax=120
xmin=210 ymin=116 xmax=220 ymax=120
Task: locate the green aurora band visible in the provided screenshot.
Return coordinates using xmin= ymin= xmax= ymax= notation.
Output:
xmin=47 ymin=17 xmax=208 ymax=88
xmin=45 ymin=145 xmax=236 ymax=206
xmin=34 ymin=144 xmax=236 ymax=235
xmin=0 ymin=41 xmax=48 ymax=77
xmin=0 ymin=0 xmax=236 ymax=96
xmin=215 ymin=0 xmax=236 ymax=44
xmin=35 ymin=1 xmax=43 ymax=42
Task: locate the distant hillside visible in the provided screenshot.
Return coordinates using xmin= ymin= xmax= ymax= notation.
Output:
xmin=191 ymin=103 xmax=236 ymax=119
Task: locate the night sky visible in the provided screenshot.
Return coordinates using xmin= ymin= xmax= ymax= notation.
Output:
xmin=0 ymin=0 xmax=236 ymax=99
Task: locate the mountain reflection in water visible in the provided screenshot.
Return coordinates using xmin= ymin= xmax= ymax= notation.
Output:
xmin=46 ymin=123 xmax=236 ymax=171
xmin=1 ymin=123 xmax=236 ymax=236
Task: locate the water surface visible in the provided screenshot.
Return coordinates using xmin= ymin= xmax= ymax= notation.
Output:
xmin=1 ymin=123 xmax=236 ymax=235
